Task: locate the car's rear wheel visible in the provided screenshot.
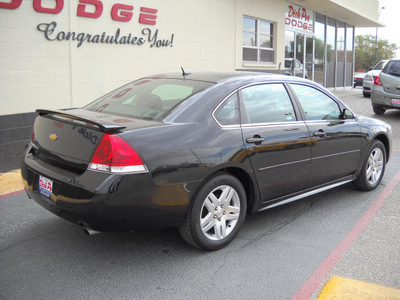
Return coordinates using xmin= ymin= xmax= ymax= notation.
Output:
xmin=353 ymin=140 xmax=386 ymax=191
xmin=179 ymin=174 xmax=246 ymax=251
xmin=373 ymin=106 xmax=386 ymax=115
xmin=363 ymin=91 xmax=370 ymax=97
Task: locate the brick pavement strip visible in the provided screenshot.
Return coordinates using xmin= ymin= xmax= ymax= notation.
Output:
xmin=0 ymin=169 xmax=23 ymax=196
xmin=317 ymin=276 xmax=400 ymax=299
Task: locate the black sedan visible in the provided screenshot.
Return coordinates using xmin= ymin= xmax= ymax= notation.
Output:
xmin=22 ymin=71 xmax=392 ymax=250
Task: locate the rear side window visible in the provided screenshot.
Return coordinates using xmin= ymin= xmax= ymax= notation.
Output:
xmin=374 ymin=60 xmax=387 ymax=70
xmin=241 ymin=83 xmax=296 ymax=124
xmin=214 ymin=93 xmax=240 ymax=126
xmin=84 ymin=78 xmax=213 ymax=120
xmin=383 ymin=60 xmax=400 ymax=76
xmin=291 ymin=84 xmax=341 ymax=120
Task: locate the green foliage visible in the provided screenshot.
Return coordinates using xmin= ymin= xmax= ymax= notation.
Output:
xmin=355 ymin=34 xmax=398 ymax=72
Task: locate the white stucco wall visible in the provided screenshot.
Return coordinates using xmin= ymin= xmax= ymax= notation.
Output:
xmin=0 ymin=0 xmax=239 ymax=115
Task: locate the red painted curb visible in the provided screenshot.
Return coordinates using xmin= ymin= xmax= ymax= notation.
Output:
xmin=0 ymin=189 xmax=25 ymax=199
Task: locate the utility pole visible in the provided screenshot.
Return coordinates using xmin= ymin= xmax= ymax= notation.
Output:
xmin=374 ymin=6 xmax=385 ymax=65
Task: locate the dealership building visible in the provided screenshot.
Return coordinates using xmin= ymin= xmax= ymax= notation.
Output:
xmin=0 ymin=0 xmax=381 ymax=171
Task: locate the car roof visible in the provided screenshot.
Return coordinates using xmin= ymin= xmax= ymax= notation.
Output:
xmin=148 ymin=71 xmax=307 ymax=84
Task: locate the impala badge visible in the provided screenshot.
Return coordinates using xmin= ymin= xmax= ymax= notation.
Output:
xmin=49 ymin=133 xmax=58 ymax=141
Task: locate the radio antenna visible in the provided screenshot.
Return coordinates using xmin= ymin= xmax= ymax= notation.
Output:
xmin=181 ymin=67 xmax=191 ymax=76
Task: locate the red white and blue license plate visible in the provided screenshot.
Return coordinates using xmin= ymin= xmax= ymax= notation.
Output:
xmin=39 ymin=175 xmax=53 ymax=198
xmin=391 ymin=99 xmax=400 ymax=106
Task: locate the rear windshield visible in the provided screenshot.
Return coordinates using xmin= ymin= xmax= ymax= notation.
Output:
xmin=84 ymin=77 xmax=214 ymax=120
xmin=383 ymin=60 xmax=400 ymax=76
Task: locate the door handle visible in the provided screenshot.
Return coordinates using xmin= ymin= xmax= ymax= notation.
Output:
xmin=246 ymin=136 xmax=265 ymax=144
xmin=313 ymin=130 xmax=326 ymax=138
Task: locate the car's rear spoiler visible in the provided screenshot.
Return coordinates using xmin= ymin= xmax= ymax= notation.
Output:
xmin=36 ymin=109 xmax=127 ymax=133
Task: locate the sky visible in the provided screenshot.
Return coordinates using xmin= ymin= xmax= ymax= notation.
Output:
xmin=355 ymin=0 xmax=400 ymax=56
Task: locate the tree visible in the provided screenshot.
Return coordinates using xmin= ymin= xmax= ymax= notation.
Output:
xmin=355 ymin=34 xmax=397 ymax=72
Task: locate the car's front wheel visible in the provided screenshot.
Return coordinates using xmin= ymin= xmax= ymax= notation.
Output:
xmin=373 ymin=106 xmax=386 ymax=115
xmin=353 ymin=140 xmax=386 ymax=191
xmin=179 ymin=174 xmax=247 ymax=251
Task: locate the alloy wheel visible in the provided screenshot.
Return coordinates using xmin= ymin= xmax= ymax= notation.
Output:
xmin=366 ymin=147 xmax=384 ymax=185
xmin=200 ymin=185 xmax=240 ymax=241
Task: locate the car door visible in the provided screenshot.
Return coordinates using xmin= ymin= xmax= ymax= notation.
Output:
xmin=289 ymin=83 xmax=362 ymax=187
xmin=240 ymin=83 xmax=312 ymax=202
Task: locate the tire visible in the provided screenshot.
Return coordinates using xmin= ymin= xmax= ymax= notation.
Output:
xmin=353 ymin=140 xmax=386 ymax=191
xmin=373 ymin=106 xmax=386 ymax=115
xmin=363 ymin=91 xmax=370 ymax=97
xmin=179 ymin=174 xmax=247 ymax=251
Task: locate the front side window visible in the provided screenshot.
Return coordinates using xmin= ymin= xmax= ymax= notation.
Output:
xmin=241 ymin=84 xmax=296 ymax=124
xmin=290 ymin=84 xmax=341 ymax=120
xmin=242 ymin=17 xmax=274 ymax=63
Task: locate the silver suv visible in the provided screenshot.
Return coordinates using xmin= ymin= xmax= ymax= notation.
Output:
xmin=371 ymin=58 xmax=400 ymax=114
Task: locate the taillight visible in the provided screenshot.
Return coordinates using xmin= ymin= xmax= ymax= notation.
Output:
xmin=374 ymin=75 xmax=382 ymax=86
xmin=31 ymin=118 xmax=37 ymax=142
xmin=89 ymin=134 xmax=147 ymax=173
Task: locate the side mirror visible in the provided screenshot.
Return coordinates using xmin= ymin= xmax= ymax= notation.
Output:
xmin=342 ymin=108 xmax=354 ymax=119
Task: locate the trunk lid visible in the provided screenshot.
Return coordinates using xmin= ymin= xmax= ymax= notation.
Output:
xmin=32 ymin=109 xmax=162 ymax=173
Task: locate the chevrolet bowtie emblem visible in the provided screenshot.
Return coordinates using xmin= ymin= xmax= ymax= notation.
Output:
xmin=49 ymin=133 xmax=58 ymax=141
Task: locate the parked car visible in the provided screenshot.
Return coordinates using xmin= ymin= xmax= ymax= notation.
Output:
xmin=371 ymin=58 xmax=400 ymax=114
xmin=285 ymin=58 xmax=308 ymax=78
xmin=353 ymin=73 xmax=366 ymax=88
xmin=21 ymin=71 xmax=392 ymax=251
xmin=362 ymin=60 xmax=388 ymax=97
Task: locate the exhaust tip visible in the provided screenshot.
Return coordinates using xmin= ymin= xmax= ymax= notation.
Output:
xmin=84 ymin=228 xmax=101 ymax=236
xmin=78 ymin=221 xmax=101 ymax=236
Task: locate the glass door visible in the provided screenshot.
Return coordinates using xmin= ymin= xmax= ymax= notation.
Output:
xmin=295 ymin=33 xmax=305 ymax=78
xmin=305 ymin=36 xmax=314 ymax=80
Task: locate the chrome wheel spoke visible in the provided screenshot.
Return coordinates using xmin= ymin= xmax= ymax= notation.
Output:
xmin=372 ymin=170 xmax=377 ymax=183
xmin=201 ymin=213 xmax=216 ymax=233
xmin=220 ymin=186 xmax=235 ymax=206
xmin=204 ymin=197 xmax=216 ymax=212
xmin=225 ymin=206 xmax=240 ymax=221
xmin=366 ymin=166 xmax=373 ymax=180
xmin=214 ymin=222 xmax=226 ymax=239
xmin=208 ymin=192 xmax=219 ymax=207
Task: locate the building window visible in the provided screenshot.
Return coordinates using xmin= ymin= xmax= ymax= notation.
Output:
xmin=242 ymin=16 xmax=274 ymax=63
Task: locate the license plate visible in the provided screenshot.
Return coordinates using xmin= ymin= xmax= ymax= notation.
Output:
xmin=391 ymin=99 xmax=400 ymax=106
xmin=39 ymin=175 xmax=53 ymax=198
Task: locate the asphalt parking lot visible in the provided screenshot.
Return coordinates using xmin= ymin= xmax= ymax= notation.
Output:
xmin=1 ymin=87 xmax=399 ymax=299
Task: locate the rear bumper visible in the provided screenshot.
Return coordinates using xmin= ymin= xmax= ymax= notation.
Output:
xmin=363 ymin=80 xmax=373 ymax=93
xmin=21 ymin=149 xmax=193 ymax=231
xmin=371 ymin=87 xmax=400 ymax=110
